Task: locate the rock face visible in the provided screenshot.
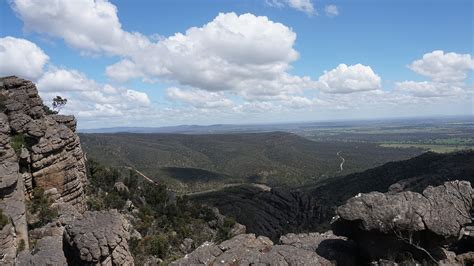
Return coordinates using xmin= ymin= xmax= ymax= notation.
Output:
xmin=0 ymin=103 xmax=29 ymax=263
xmin=0 ymin=76 xmax=88 ymax=263
xmin=63 ymin=210 xmax=134 ymax=265
xmin=0 ymin=76 xmax=87 ymax=210
xmin=17 ymin=236 xmax=67 ymax=265
xmin=332 ymin=180 xmax=473 ymax=263
xmin=171 ymin=233 xmax=334 ymax=266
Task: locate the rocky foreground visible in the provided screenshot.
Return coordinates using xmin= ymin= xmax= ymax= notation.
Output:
xmin=174 ymin=180 xmax=473 ymax=265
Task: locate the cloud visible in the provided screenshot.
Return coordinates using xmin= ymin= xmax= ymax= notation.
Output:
xmin=394 ymin=81 xmax=465 ymax=98
xmin=324 ymin=5 xmax=339 ymax=17
xmin=0 ymin=36 xmax=49 ymax=80
xmin=37 ymin=68 xmax=150 ymax=118
xmin=408 ymin=50 xmax=474 ymax=82
xmin=105 ymin=59 xmax=143 ymax=82
xmin=37 ymin=68 xmax=96 ymax=92
xmin=318 ymin=64 xmax=382 ymax=93
xmin=12 ymin=2 xmax=313 ymax=100
xmin=166 ymin=87 xmax=233 ymax=109
xmin=11 ymin=0 xmax=150 ymax=55
xmin=104 ymin=12 xmax=314 ymax=101
xmin=266 ymin=0 xmax=315 ymax=15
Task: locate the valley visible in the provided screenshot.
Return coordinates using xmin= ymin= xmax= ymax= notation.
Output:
xmin=79 ymin=131 xmax=424 ymax=193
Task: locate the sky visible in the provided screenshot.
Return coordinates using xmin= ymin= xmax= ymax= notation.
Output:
xmin=0 ymin=0 xmax=473 ymax=129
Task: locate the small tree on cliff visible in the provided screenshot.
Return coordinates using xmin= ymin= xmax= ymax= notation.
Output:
xmin=52 ymin=96 xmax=67 ymax=113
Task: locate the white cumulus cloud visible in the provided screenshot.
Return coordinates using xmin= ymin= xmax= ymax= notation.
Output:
xmin=0 ymin=36 xmax=49 ymax=80
xmin=408 ymin=50 xmax=474 ymax=82
xmin=11 ymin=0 xmax=150 ymax=56
xmin=318 ymin=64 xmax=382 ymax=93
xmin=394 ymin=81 xmax=465 ymax=98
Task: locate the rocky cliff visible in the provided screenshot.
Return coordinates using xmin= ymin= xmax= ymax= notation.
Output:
xmin=0 ymin=76 xmax=134 ymax=265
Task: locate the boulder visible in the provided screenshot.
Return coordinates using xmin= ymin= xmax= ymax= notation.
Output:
xmin=63 ymin=210 xmax=134 ymax=265
xmin=171 ymin=233 xmax=333 ymax=265
xmin=332 ymin=180 xmax=473 ymax=263
xmin=280 ymin=231 xmax=357 ymax=265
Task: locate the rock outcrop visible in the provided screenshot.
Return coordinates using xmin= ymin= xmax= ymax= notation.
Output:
xmin=332 ymin=180 xmax=473 ymax=264
xmin=17 ymin=235 xmax=67 ymax=265
xmin=172 ymin=233 xmax=334 ymax=266
xmin=63 ymin=210 xmax=134 ymax=265
xmin=0 ymin=76 xmax=87 ymax=210
xmin=0 ymin=103 xmax=29 ymax=264
xmin=0 ymin=76 xmax=88 ymax=264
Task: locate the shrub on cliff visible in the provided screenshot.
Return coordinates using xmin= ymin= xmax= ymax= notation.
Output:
xmin=0 ymin=93 xmax=7 ymax=112
xmin=0 ymin=209 xmax=9 ymax=229
xmin=29 ymin=187 xmax=58 ymax=228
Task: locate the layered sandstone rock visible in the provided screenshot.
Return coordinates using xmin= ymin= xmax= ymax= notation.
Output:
xmin=0 ymin=76 xmax=88 ymax=263
xmin=0 ymin=76 xmax=87 ymax=210
xmin=0 ymin=112 xmax=29 ymax=264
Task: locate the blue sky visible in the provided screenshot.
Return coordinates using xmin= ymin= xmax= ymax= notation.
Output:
xmin=0 ymin=0 xmax=473 ymax=128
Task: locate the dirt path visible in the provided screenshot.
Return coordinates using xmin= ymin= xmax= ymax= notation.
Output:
xmin=337 ymin=151 xmax=345 ymax=172
xmin=125 ymin=166 xmax=272 ymax=195
xmin=125 ymin=166 xmax=156 ymax=184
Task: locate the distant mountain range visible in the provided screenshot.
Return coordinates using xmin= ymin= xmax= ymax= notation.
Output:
xmin=79 ymin=115 xmax=474 ymax=134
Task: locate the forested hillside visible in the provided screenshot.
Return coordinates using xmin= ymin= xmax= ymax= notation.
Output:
xmin=80 ymin=132 xmax=422 ymax=191
xmin=192 ymin=151 xmax=474 ymax=239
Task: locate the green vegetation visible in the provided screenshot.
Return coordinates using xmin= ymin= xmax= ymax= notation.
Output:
xmin=18 ymin=239 xmax=26 ymax=252
xmin=80 ymin=132 xmax=422 ymax=192
xmin=0 ymin=93 xmax=7 ymax=112
xmin=380 ymin=143 xmax=473 ymax=153
xmin=216 ymin=217 xmax=236 ymax=241
xmin=28 ymin=187 xmax=59 ymax=229
xmin=43 ymin=105 xmax=57 ymax=115
xmin=11 ymin=134 xmax=26 ymax=154
xmin=11 ymin=134 xmax=37 ymax=155
xmin=0 ymin=209 xmax=9 ymax=229
xmin=86 ymin=159 xmax=236 ymax=263
xmin=193 ymin=151 xmax=474 ymax=240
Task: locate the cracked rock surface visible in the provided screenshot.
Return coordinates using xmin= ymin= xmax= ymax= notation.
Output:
xmin=63 ymin=209 xmax=134 ymax=265
xmin=171 ymin=233 xmax=334 ymax=265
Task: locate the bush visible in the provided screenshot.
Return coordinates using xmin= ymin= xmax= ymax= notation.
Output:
xmin=147 ymin=234 xmax=169 ymax=259
xmin=29 ymin=187 xmax=58 ymax=228
xmin=0 ymin=93 xmax=7 ymax=112
xmin=18 ymin=239 xmax=26 ymax=252
xmin=216 ymin=217 xmax=236 ymax=241
xmin=42 ymin=105 xmax=57 ymax=115
xmin=0 ymin=209 xmax=9 ymax=229
xmin=11 ymin=134 xmax=36 ymax=155
xmin=11 ymin=134 xmax=26 ymax=154
xmin=103 ymin=191 xmax=126 ymax=210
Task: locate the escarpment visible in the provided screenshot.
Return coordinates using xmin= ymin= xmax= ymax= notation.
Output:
xmin=0 ymin=76 xmax=87 ymax=209
xmin=0 ymin=77 xmax=135 ymax=265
